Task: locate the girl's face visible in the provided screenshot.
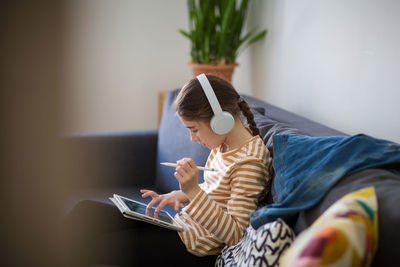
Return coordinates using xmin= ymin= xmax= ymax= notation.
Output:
xmin=180 ymin=117 xmax=225 ymax=149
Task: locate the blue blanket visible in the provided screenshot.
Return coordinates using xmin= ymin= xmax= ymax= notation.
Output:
xmin=250 ymin=133 xmax=400 ymax=229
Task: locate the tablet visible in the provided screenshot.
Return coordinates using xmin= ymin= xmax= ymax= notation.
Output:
xmin=110 ymin=194 xmax=183 ymax=232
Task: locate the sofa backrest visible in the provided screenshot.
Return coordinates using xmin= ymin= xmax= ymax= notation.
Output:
xmin=242 ymin=94 xmax=345 ymax=137
xmin=155 ymin=89 xmax=344 ymax=193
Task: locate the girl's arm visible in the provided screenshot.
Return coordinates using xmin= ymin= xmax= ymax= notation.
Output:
xmin=183 ymin=161 xmax=269 ymax=246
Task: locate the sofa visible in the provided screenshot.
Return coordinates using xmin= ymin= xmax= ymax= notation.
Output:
xmin=64 ymin=89 xmax=400 ymax=266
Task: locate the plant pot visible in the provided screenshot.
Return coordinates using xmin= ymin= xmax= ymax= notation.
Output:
xmin=189 ymin=62 xmax=238 ymax=83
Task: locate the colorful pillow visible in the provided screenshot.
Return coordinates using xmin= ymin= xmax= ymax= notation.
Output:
xmin=216 ymin=219 xmax=295 ymax=267
xmin=281 ymin=186 xmax=378 ymax=267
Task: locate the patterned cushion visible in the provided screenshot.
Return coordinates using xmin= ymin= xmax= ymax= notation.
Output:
xmin=281 ymin=186 xmax=378 ymax=267
xmin=216 ymin=219 xmax=295 ymax=267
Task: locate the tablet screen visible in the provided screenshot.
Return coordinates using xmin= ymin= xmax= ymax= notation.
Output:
xmin=120 ymin=198 xmax=174 ymax=224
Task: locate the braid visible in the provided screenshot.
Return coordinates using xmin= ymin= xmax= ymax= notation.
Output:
xmin=238 ymin=99 xmax=260 ymax=137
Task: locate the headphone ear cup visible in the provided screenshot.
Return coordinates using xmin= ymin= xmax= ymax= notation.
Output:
xmin=210 ymin=111 xmax=235 ymax=135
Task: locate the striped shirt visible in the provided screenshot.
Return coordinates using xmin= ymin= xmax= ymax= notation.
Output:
xmin=175 ymin=135 xmax=272 ymax=256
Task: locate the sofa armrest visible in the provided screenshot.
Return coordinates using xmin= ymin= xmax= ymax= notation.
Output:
xmin=64 ymin=130 xmax=158 ymax=189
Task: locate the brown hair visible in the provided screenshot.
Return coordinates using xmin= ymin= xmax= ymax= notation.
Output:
xmin=175 ymin=75 xmax=260 ymax=137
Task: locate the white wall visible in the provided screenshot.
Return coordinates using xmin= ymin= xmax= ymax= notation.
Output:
xmin=61 ymin=0 xmax=260 ymax=133
xmin=62 ymin=0 xmax=191 ymax=133
xmin=247 ymin=0 xmax=400 ymax=143
xmin=62 ymin=0 xmax=400 ymax=144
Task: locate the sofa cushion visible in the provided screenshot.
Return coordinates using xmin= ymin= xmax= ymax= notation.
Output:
xmin=295 ymin=168 xmax=400 ymax=267
xmin=281 ymin=186 xmax=378 ymax=267
xmin=216 ymin=218 xmax=295 ymax=267
xmin=243 ymin=95 xmax=345 ymax=137
xmin=253 ymin=111 xmax=305 ymax=154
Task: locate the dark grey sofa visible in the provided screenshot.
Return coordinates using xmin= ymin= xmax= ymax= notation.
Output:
xmin=64 ymin=89 xmax=400 ymax=266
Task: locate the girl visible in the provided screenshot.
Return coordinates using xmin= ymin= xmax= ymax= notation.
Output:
xmin=141 ymin=74 xmax=272 ymax=257
xmin=61 ymin=74 xmax=271 ymax=266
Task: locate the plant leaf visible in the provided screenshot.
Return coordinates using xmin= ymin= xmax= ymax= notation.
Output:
xmin=179 ymin=29 xmax=192 ymax=40
xmin=246 ymin=29 xmax=267 ymax=46
xmin=181 ymin=0 xmax=267 ymax=64
xmin=218 ymin=0 xmax=236 ymax=62
xmin=236 ymin=29 xmax=267 ymax=59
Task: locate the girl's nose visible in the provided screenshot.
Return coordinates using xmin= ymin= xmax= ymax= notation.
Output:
xmin=190 ymin=132 xmax=199 ymax=142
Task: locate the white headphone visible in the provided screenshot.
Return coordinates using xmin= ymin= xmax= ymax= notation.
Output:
xmin=196 ymin=73 xmax=235 ymax=135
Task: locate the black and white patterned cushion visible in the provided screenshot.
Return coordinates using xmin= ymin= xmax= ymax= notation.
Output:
xmin=215 ymin=219 xmax=295 ymax=267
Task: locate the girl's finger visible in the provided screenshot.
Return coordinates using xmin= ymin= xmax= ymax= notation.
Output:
xmin=174 ymin=201 xmax=180 ymax=212
xmin=155 ymin=198 xmax=169 ymax=214
xmin=177 ymin=159 xmax=192 ymax=171
xmin=176 ymin=165 xmax=188 ymax=175
xmin=146 ymin=196 xmax=161 ymax=211
xmin=140 ymin=189 xmax=151 ymax=195
xmin=141 ymin=190 xmax=158 ymax=199
xmin=174 ymin=171 xmax=183 ymax=182
xmin=176 ymin=159 xmax=185 ymax=166
xmin=180 ymin=159 xmax=190 ymax=169
xmin=176 ymin=160 xmax=185 ymax=170
xmin=183 ymin=158 xmax=195 ymax=168
xmin=175 ymin=167 xmax=190 ymax=183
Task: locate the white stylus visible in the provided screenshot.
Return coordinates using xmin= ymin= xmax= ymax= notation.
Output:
xmin=160 ymin=162 xmax=217 ymax=172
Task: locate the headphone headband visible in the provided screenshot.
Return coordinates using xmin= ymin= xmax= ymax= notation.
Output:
xmin=196 ymin=74 xmax=235 ymax=135
xmin=196 ymin=74 xmax=223 ymax=115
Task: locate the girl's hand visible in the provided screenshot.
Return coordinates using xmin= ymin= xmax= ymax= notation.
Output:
xmin=174 ymin=158 xmax=201 ymax=200
xmin=140 ymin=189 xmax=190 ymax=217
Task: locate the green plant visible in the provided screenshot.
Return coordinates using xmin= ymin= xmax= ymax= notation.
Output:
xmin=179 ymin=0 xmax=267 ymax=65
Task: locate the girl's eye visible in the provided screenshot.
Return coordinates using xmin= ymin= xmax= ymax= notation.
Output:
xmin=191 ymin=129 xmax=198 ymax=134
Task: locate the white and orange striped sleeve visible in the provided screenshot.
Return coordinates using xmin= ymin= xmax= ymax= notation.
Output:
xmin=183 ymin=160 xmax=268 ymax=246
